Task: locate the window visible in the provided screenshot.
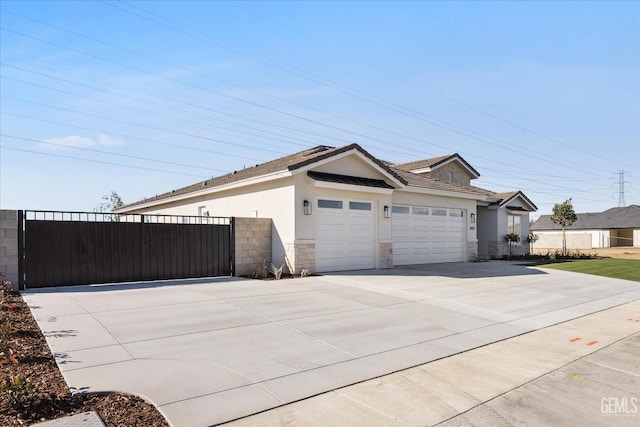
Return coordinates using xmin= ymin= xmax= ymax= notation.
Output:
xmin=349 ymin=201 xmax=371 ymax=211
xmin=412 ymin=207 xmax=429 ymax=215
xmin=392 ymin=206 xmax=410 ymax=214
xmin=508 ymin=215 xmax=521 ymax=235
xmin=318 ymin=199 xmax=343 ymax=209
xmin=449 ymin=209 xmax=463 ymax=217
xmin=432 ymin=208 xmax=447 ymax=216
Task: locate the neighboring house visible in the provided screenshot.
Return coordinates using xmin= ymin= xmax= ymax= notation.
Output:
xmin=116 ymin=144 xmax=536 ymax=273
xmin=531 ymin=205 xmax=640 ymax=250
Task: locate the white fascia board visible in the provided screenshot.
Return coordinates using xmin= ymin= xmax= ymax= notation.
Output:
xmin=311 ymin=180 xmax=394 ymax=194
xmin=399 ymin=186 xmax=488 ymax=201
xmin=293 ymin=148 xmax=405 ymax=188
xmin=116 ymin=170 xmax=292 ymax=212
xmin=409 ymin=167 xmax=432 ymax=174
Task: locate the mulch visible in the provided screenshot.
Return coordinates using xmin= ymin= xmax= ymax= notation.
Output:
xmin=1 ymin=289 xmax=169 ymax=427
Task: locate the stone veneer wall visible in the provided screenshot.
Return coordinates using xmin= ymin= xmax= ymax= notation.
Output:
xmin=234 ymin=217 xmax=272 ymax=276
xmin=0 ymin=210 xmax=19 ymax=288
xmin=467 ymin=241 xmax=478 ymax=261
xmin=379 ymin=242 xmax=393 ymax=269
xmin=488 ymin=241 xmax=529 ymax=258
xmin=286 ymin=242 xmax=316 ymax=274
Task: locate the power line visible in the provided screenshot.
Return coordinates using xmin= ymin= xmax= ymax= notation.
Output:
xmin=1 ymin=111 xmax=265 ymax=163
xmin=0 ymin=9 xmax=630 ymax=196
xmin=0 ymin=145 xmax=210 ymax=178
xmin=0 ymin=20 xmax=621 ymax=178
xmin=227 ymin=0 xmax=639 ymax=171
xmin=1 ymin=134 xmax=227 ymax=173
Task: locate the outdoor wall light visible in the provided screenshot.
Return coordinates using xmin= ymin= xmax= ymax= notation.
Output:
xmin=303 ymin=200 xmax=312 ymax=215
xmin=384 ymin=205 xmax=391 ymax=219
xmin=470 ymin=213 xmax=476 ymax=223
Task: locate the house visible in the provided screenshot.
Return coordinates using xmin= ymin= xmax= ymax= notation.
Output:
xmin=116 ymin=144 xmax=537 ymax=273
xmin=531 ymin=205 xmax=640 ymax=250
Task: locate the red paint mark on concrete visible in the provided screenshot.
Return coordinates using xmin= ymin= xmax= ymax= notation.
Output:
xmin=586 ymin=341 xmax=598 ymax=346
xmin=570 ymin=337 xmax=582 ymax=343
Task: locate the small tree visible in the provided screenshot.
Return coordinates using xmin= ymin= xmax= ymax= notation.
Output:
xmin=527 ymin=232 xmax=539 ymax=255
xmin=504 ymin=233 xmax=520 ymax=259
xmin=94 ymin=191 xmax=124 ymax=221
xmin=550 ymin=198 xmax=577 ymax=257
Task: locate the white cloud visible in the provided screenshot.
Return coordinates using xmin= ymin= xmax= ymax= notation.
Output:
xmin=40 ymin=134 xmax=126 ymax=150
xmin=97 ymin=134 xmax=126 ymax=147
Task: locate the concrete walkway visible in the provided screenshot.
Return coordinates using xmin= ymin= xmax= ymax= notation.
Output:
xmin=23 ymin=262 xmax=640 ymax=426
xmin=229 ymin=300 xmax=640 ymax=426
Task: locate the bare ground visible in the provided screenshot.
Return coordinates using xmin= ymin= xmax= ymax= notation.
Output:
xmin=533 ymin=247 xmax=640 ymax=260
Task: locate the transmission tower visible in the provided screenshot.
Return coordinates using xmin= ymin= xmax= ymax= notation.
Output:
xmin=616 ymin=170 xmax=628 ymax=207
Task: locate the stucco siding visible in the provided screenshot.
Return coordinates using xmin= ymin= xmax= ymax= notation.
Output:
xmin=477 ymin=206 xmax=496 ymax=258
xmin=124 ymin=178 xmax=295 ymax=267
xmin=310 ymin=152 xmax=389 ymax=180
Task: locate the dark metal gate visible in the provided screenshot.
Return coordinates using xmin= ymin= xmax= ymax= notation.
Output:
xmin=18 ymin=211 xmax=234 ymax=289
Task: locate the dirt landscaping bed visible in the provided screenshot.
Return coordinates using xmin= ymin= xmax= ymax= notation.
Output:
xmin=1 ymin=288 xmax=169 ymax=427
xmin=533 ymin=247 xmax=640 ymax=260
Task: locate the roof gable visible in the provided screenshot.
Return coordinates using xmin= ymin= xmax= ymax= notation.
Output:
xmin=469 ymin=187 xmax=537 ymax=212
xmin=394 ymin=153 xmax=480 ymax=179
xmin=500 ymin=191 xmax=538 ymax=211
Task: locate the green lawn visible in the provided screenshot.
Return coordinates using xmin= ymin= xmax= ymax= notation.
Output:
xmin=538 ymin=258 xmax=640 ymax=282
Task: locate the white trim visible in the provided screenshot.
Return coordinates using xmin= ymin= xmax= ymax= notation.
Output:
xmin=410 ymin=156 xmax=480 ymax=179
xmin=501 ymin=193 xmax=537 ymax=212
xmin=410 ymin=167 xmax=432 ymax=174
xmin=116 ymin=170 xmax=293 ymax=212
xmin=398 ymin=186 xmax=488 ymax=201
xmin=294 ymin=148 xmax=404 ymax=188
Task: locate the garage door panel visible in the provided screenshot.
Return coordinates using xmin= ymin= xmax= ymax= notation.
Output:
xmin=316 ymin=200 xmax=375 ymax=272
xmin=392 ymin=205 xmax=466 ymax=265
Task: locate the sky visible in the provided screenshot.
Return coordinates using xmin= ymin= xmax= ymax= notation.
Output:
xmin=1 ymin=1 xmax=638 ymax=218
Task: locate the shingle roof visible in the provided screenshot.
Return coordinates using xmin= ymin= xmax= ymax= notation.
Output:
xmin=531 ymin=205 xmax=640 ymax=230
xmin=118 ymin=143 xmax=531 ymax=212
xmin=390 ymin=168 xmax=488 ymax=196
xmin=468 ymin=187 xmax=537 ymax=211
xmin=394 ymin=153 xmax=480 ymax=178
xmin=119 ymin=144 xmax=404 ymax=210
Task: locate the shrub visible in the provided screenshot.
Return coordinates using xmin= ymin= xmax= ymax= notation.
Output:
xmin=269 ymin=263 xmax=285 ymax=280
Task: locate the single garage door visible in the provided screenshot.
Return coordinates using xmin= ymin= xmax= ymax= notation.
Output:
xmin=316 ymin=199 xmax=376 ymax=272
xmin=392 ymin=205 xmax=465 ymax=265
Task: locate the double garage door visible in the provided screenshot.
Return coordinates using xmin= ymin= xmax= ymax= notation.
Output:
xmin=392 ymin=205 xmax=465 ymax=265
xmin=316 ymin=199 xmax=466 ymax=272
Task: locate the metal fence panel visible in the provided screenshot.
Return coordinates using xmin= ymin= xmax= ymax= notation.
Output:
xmin=21 ymin=211 xmax=233 ymax=288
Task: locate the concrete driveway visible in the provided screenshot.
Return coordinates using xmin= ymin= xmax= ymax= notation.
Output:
xmin=24 ymin=262 xmax=640 ymax=426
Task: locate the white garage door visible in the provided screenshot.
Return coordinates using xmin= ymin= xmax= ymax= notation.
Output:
xmin=316 ymin=199 xmax=376 ymax=272
xmin=392 ymin=205 xmax=465 ymax=265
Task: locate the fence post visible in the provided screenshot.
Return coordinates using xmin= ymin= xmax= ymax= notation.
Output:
xmin=230 ymin=217 xmax=235 ymax=276
xmin=17 ymin=210 xmax=24 ymax=290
